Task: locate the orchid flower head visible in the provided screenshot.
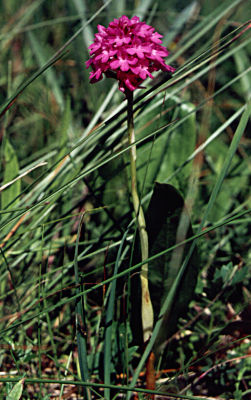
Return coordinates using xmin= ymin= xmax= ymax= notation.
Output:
xmin=86 ymin=15 xmax=175 ymax=93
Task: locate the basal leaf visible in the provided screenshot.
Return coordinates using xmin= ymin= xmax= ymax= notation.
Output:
xmin=131 ymin=182 xmax=199 ymax=354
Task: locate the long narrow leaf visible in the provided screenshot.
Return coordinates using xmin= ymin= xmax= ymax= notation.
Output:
xmin=74 ymin=213 xmax=91 ymax=400
xmin=104 ymin=229 xmax=129 ymax=400
xmin=128 ymin=98 xmax=251 ymax=393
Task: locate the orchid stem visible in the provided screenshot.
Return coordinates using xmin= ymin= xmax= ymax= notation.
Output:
xmin=126 ymin=90 xmax=153 ymax=343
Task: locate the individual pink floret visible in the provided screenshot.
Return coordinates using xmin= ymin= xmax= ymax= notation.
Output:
xmin=86 ymin=15 xmax=175 ymax=93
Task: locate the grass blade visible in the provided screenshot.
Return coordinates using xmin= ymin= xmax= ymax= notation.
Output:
xmin=0 ymin=0 xmax=113 ymax=119
xmin=104 ymin=229 xmax=129 ymax=399
xmin=74 ymin=213 xmax=91 ymax=400
xmin=128 ymin=98 xmax=251 ymax=393
xmin=1 ymin=138 xmax=21 ymax=212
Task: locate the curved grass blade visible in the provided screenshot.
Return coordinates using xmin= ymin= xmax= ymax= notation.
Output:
xmin=128 ymin=98 xmax=251 ymax=394
xmin=167 ymin=0 xmax=244 ymax=62
xmin=0 ymin=0 xmax=113 ymax=119
xmin=28 ymin=31 xmax=64 ymax=111
xmin=0 ymin=376 xmax=223 ymax=400
xmin=1 ymin=25 xmax=249 ymax=237
xmin=1 ymin=139 xmax=21 ymax=212
xmin=74 ymin=213 xmax=91 ymax=400
xmin=72 ymin=0 xmax=94 ymax=49
xmin=0 ymin=50 xmax=66 ymax=119
xmin=0 ymin=0 xmax=45 ymax=47
xmin=104 ymin=228 xmax=129 ymax=400
xmin=1 ymin=207 xmax=249 ymax=339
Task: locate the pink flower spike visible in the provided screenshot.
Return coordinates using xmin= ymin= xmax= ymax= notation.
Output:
xmin=135 ymin=24 xmax=154 ymax=38
xmin=86 ymin=15 xmax=175 ymax=92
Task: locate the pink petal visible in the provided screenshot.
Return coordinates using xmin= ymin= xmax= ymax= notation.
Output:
xmin=120 ymin=60 xmax=129 ymax=71
xmin=101 ymin=53 xmax=109 ymax=63
xmin=126 ymin=48 xmax=136 ymax=55
xmin=131 ymin=16 xmax=140 ymax=24
xmin=97 ymin=25 xmax=107 ymax=35
xmin=90 ymin=68 xmax=103 ymax=82
xmin=110 ymin=59 xmax=120 ymax=69
xmin=130 ymin=66 xmax=140 ymax=75
xmin=124 ymin=78 xmax=137 ymax=91
xmin=86 ymin=59 xmax=92 ymax=68
xmin=150 ymin=32 xmax=163 ymax=44
xmin=88 ymin=42 xmax=101 ymax=53
xmin=128 ymin=57 xmax=138 ymax=65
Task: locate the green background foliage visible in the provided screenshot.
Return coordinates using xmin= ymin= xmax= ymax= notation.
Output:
xmin=0 ymin=0 xmax=250 ymax=398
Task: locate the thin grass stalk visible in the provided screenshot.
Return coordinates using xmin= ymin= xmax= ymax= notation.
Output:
xmin=74 ymin=213 xmax=91 ymax=400
xmin=59 ymin=351 xmax=73 ymax=400
xmin=166 ymin=0 xmax=245 ymax=63
xmin=0 ymin=0 xmax=113 ymax=119
xmin=0 ymin=207 xmax=249 ymax=339
xmin=104 ymin=229 xmax=129 ymax=400
xmin=0 ymin=376 xmax=221 ymax=400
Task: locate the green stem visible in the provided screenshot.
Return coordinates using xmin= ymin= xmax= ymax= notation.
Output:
xmin=126 ymin=90 xmax=153 ymax=343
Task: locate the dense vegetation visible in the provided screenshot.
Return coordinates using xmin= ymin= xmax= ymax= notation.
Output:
xmin=0 ymin=0 xmax=250 ymax=399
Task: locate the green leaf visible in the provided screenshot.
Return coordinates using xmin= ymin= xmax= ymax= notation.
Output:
xmin=135 ymin=94 xmax=177 ymax=193
xmin=99 ymin=155 xmax=129 ymax=221
xmin=6 ymin=378 xmax=24 ymax=400
xmin=1 ymin=138 xmax=21 ymax=211
xmin=74 ymin=214 xmax=91 ymax=400
xmin=131 ymin=182 xmax=199 ymax=352
xmin=56 ymin=95 xmax=71 ymax=163
xmin=136 ymin=96 xmax=196 ymax=195
xmin=205 ymin=138 xmax=249 ymax=222
xmin=231 ymin=266 xmax=249 ymax=285
xmin=104 ymin=228 xmax=129 ymax=400
xmin=28 ymin=31 xmax=64 ymax=111
xmin=129 ymin=99 xmax=251 ymax=393
xmin=233 ymin=48 xmax=251 ymax=101
xmin=149 ymin=183 xmax=199 ymax=354
xmin=214 ymin=262 xmax=233 ymax=283
xmin=158 ymin=102 xmax=197 ymax=192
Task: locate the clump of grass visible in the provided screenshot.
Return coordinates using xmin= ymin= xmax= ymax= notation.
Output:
xmin=0 ymin=1 xmax=250 ymax=399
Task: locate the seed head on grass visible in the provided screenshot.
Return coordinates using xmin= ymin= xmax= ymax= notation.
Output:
xmin=86 ymin=15 xmax=175 ymax=93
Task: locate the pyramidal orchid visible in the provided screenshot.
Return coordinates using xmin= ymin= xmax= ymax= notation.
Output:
xmin=86 ymin=15 xmax=174 ymax=92
xmin=86 ymin=17 xmax=174 ymax=391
